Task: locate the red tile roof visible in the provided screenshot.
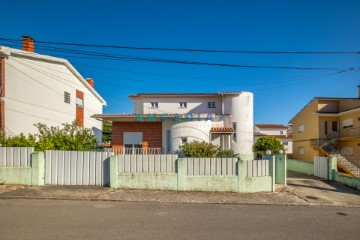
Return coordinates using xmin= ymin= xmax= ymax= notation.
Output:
xmin=255 ymin=124 xmax=288 ymax=129
xmin=210 ymin=127 xmax=235 ymax=133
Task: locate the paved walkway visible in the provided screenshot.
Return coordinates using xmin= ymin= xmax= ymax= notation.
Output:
xmin=287 ymin=170 xmax=360 ymax=207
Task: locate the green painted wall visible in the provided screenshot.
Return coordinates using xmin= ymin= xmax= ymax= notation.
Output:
xmin=110 ymin=156 xmax=274 ymax=193
xmin=0 ymin=151 xmax=45 ymax=186
xmin=0 ymin=167 xmax=32 ymax=185
xmin=287 ymin=159 xmax=314 ymax=175
xmin=329 ymin=157 xmax=360 ymax=190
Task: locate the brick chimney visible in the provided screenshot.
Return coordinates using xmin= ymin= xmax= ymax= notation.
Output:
xmin=86 ymin=78 xmax=94 ymax=88
xmin=22 ymin=36 xmax=35 ymax=52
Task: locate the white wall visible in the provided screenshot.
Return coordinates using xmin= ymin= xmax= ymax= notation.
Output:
xmin=4 ymin=54 xmax=104 ymax=144
xmin=135 ymin=96 xmax=222 ymax=114
xmin=256 ymin=128 xmax=287 ymax=135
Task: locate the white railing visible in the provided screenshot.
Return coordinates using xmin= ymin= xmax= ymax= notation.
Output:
xmin=104 ymin=148 xmax=164 ymax=155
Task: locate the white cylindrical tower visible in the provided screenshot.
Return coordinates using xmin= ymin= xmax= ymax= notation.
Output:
xmin=229 ymin=92 xmax=254 ymax=155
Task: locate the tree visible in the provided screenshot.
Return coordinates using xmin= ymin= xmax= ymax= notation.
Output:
xmin=102 ymin=121 xmax=112 ymax=144
xmin=252 ymin=136 xmax=285 ymax=155
xmin=180 ymin=141 xmax=235 ymax=157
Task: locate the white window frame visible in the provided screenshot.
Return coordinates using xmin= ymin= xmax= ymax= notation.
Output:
xmin=232 ymin=122 xmax=237 ymax=142
xmin=298 ymin=147 xmax=305 ymax=155
xmin=181 ymin=137 xmax=188 ymax=144
xmin=298 ymin=124 xmax=304 ymax=133
xmin=76 ymin=97 xmax=84 ymax=108
xmin=179 ymin=102 xmax=187 ymax=108
xmin=342 ymin=118 xmax=353 ymax=128
xmin=150 ymin=102 xmax=158 ymax=108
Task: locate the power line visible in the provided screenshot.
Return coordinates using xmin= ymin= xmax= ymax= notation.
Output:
xmin=2 ymin=40 xmax=359 ymax=71
xmin=0 ymin=37 xmax=359 ymax=54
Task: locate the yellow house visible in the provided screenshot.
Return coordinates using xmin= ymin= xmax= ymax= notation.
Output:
xmin=289 ymin=88 xmax=360 ymax=177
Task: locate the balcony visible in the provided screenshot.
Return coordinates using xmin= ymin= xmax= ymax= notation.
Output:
xmin=340 ymin=127 xmax=360 ymax=139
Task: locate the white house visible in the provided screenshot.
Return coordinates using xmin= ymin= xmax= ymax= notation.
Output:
xmin=0 ymin=36 xmax=106 ymax=144
xmin=93 ymin=92 xmax=254 ymax=158
xmin=254 ymin=124 xmax=293 ymax=154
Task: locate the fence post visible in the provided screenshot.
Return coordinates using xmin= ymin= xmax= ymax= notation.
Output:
xmin=237 ymin=159 xmax=245 ymax=192
xmin=274 ymin=154 xmax=287 ymax=185
xmin=328 ymin=156 xmax=337 ymax=181
xmin=31 ymin=152 xmax=45 ymax=186
xmin=263 ymin=155 xmax=276 ymax=192
xmin=177 ymin=158 xmax=185 ymax=191
xmin=110 ymin=155 xmax=118 ymax=188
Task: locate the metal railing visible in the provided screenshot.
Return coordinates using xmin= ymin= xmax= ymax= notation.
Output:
xmin=341 ymin=127 xmax=360 ymax=139
xmin=104 ymin=148 xmax=164 ymax=155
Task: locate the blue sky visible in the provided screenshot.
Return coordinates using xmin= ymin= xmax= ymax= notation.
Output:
xmin=1 ymin=0 xmax=359 ymax=125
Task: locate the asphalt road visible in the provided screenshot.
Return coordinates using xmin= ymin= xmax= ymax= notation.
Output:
xmin=0 ymin=199 xmax=359 ymax=240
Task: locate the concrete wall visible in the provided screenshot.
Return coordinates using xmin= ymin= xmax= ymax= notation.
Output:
xmin=0 ymin=151 xmax=44 ymax=186
xmin=4 ymin=53 xmax=104 ymax=144
xmin=287 ymin=159 xmax=314 ymax=175
xmin=110 ymin=156 xmax=275 ymax=193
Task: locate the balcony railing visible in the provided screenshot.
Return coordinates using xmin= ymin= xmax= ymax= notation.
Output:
xmin=104 ymin=148 xmax=164 ymax=155
xmin=341 ymin=127 xmax=360 ymax=139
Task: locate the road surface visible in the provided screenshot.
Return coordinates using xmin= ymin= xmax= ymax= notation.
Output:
xmin=0 ymin=199 xmax=359 ymax=240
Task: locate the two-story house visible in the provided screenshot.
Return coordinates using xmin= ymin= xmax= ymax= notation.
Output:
xmin=93 ymin=92 xmax=254 ymax=158
xmin=254 ymin=124 xmax=292 ymax=154
xmin=289 ymin=86 xmax=360 ymax=177
xmin=0 ymin=36 xmax=106 ymax=144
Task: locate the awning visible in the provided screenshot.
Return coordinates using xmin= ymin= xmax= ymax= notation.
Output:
xmin=210 ymin=127 xmax=235 ymax=133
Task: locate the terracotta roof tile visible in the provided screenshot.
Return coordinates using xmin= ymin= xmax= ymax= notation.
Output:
xmin=255 ymin=124 xmax=288 ymax=129
xmin=210 ymin=127 xmax=235 ymax=133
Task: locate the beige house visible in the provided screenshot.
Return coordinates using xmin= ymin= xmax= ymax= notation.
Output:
xmin=289 ymin=87 xmax=360 ymax=177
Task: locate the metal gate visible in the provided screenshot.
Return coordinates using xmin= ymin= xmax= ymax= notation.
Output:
xmin=44 ymin=150 xmax=112 ymax=186
xmin=314 ymin=156 xmax=329 ymax=180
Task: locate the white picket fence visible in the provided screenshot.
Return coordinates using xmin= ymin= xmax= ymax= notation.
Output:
xmin=0 ymin=147 xmax=34 ymax=167
xmin=244 ymin=160 xmax=269 ymax=177
xmin=44 ymin=150 xmax=113 ymax=186
xmin=184 ymin=158 xmax=238 ymax=176
xmin=117 ymin=154 xmax=178 ymax=173
xmin=314 ymin=156 xmax=329 ymax=180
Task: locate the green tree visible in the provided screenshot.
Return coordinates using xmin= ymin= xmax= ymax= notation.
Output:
xmin=180 ymin=141 xmax=235 ymax=157
xmin=102 ymin=121 xmax=112 ymax=144
xmin=252 ymin=136 xmax=285 ymax=154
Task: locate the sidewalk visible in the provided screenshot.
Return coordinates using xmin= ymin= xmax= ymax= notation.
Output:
xmin=0 ymin=182 xmax=358 ymax=207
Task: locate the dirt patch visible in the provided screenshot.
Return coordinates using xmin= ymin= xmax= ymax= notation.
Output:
xmin=0 ymin=185 xmax=26 ymax=194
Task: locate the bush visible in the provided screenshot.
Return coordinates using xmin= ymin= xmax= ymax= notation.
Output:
xmin=0 ymin=120 xmax=98 ymax=151
xmin=0 ymin=132 xmax=36 ymax=147
xmin=252 ymin=136 xmax=285 ymax=154
xmin=180 ymin=141 xmax=235 ymax=158
xmin=34 ymin=121 xmax=97 ymax=151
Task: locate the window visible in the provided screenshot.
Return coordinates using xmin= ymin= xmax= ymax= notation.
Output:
xmin=151 ymin=102 xmax=158 ymax=108
xmin=64 ymin=91 xmax=70 ymax=104
xmin=298 ymin=124 xmax=304 ymax=133
xmin=179 ymin=102 xmax=187 ymax=108
xmin=280 ymin=131 xmax=283 ymax=135
xmin=207 ymin=102 xmax=216 ymax=108
xmin=324 ymin=121 xmax=328 ymax=135
xmin=298 ymin=147 xmax=305 ymax=155
xmin=283 ymin=142 xmax=288 ymax=145
xmin=181 ymin=137 xmax=188 ymax=144
xmin=76 ymin=97 xmax=84 ymax=108
xmin=232 ymin=122 xmax=237 ymax=142
xmin=342 ymin=119 xmax=353 ymax=128
xmin=332 ymin=121 xmax=338 ymax=131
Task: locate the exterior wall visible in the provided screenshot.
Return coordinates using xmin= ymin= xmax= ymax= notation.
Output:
xmin=318 ymin=116 xmax=339 ymax=139
xmin=317 ymin=100 xmax=339 ymax=112
xmin=291 ymin=100 xmax=320 ymax=161
xmin=255 ymin=127 xmax=287 ymax=136
xmin=112 ymin=122 xmax=162 ymax=149
xmin=137 ymin=96 xmax=222 ymax=114
xmin=287 ymin=159 xmax=314 ymax=175
xmin=228 ymin=92 xmax=253 ymax=155
xmin=339 ymin=99 xmax=360 ymax=112
xmin=4 ymin=55 xmax=103 ymax=143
